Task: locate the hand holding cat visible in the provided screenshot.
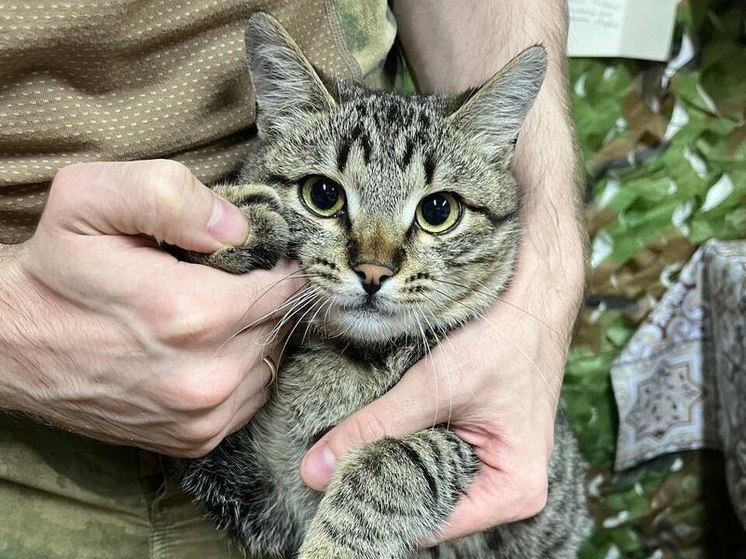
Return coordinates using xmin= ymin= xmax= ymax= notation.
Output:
xmin=0 ymin=160 xmax=301 ymax=457
xmin=300 ymin=260 xmax=577 ymax=543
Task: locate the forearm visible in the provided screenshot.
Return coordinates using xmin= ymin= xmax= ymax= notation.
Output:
xmin=393 ymin=0 xmax=586 ymax=340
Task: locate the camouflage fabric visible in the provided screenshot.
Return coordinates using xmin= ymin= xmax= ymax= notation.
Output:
xmin=563 ymin=0 xmax=746 ymax=556
xmin=0 ymin=415 xmax=241 ymax=558
xmin=3 ymin=0 xmax=746 ymax=556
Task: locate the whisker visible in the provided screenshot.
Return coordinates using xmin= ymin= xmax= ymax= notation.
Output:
xmin=233 ymin=265 xmax=313 ymax=324
xmin=216 ymin=285 xmax=316 ymax=357
xmin=431 ymin=277 xmax=564 ymax=342
xmin=241 ymin=295 xmax=322 ymax=372
xmin=427 ymin=286 xmax=561 ymax=406
xmin=261 ymin=290 xmax=319 ymax=349
xmin=277 ymin=292 xmax=326 ymax=363
xmin=237 ymin=275 xmax=319 ymax=332
xmin=300 ymin=297 xmax=328 ymax=345
xmin=417 ymin=296 xmax=459 ymax=431
xmin=409 ymin=306 xmax=439 ymax=431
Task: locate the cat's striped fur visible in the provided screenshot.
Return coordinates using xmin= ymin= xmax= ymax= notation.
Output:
xmin=178 ymin=13 xmax=589 ymax=559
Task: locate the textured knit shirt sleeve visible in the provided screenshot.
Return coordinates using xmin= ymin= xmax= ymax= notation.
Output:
xmin=0 ymin=0 xmax=394 ymax=243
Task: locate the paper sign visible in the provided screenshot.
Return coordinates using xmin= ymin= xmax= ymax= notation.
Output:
xmin=568 ymin=0 xmax=679 ymax=61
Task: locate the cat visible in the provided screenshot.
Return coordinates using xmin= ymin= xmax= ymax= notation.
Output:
xmin=177 ymin=12 xmax=589 ymax=559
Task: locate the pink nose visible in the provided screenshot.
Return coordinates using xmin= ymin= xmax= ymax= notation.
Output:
xmin=353 ymin=263 xmax=394 ymax=296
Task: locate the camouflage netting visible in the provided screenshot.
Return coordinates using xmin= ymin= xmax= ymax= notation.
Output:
xmin=563 ymin=0 xmax=746 ymax=556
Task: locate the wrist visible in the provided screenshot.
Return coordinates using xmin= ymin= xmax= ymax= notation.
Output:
xmin=0 ymin=243 xmax=30 ymax=410
xmin=0 ymin=242 xmax=56 ymax=413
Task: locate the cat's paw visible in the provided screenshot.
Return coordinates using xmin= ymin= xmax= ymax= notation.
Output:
xmin=206 ymin=209 xmax=289 ymax=273
xmin=185 ymin=181 xmax=289 ymax=274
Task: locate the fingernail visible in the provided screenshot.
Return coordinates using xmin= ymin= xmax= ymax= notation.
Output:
xmin=207 ymin=196 xmax=249 ymax=245
xmin=304 ymin=445 xmax=337 ymax=488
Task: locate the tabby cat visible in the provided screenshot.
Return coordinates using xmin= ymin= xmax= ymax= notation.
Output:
xmin=178 ymin=13 xmax=588 ymax=559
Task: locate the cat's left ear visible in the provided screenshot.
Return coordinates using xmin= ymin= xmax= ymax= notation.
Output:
xmin=245 ymin=13 xmax=336 ymax=136
xmin=448 ymin=46 xmax=547 ymax=157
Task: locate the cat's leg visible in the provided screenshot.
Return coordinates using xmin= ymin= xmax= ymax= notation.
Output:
xmin=175 ymin=428 xmax=303 ymax=557
xmin=188 ymin=183 xmax=290 ymax=273
xmin=422 ymin=417 xmax=589 ymax=559
xmin=298 ymin=427 xmax=478 ymax=559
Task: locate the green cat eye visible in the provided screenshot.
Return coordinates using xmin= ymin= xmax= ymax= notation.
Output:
xmin=301 ymin=176 xmax=346 ymax=217
xmin=416 ymin=192 xmax=462 ymax=234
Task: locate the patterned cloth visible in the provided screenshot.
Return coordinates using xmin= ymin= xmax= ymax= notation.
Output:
xmin=706 ymin=242 xmax=746 ymax=527
xmin=612 ymin=240 xmax=746 ymax=527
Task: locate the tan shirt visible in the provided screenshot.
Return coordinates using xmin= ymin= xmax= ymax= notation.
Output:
xmin=0 ymin=0 xmax=395 ymax=243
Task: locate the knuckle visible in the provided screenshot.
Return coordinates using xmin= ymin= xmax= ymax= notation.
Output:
xmin=145 ymin=295 xmax=221 ymax=348
xmin=165 ymin=371 xmax=238 ymax=413
xmin=48 ymin=163 xmax=93 ymax=204
xmin=125 ymin=160 xmax=201 ymax=237
xmin=183 ymin=419 xmax=224 ymax=447
xmin=149 ymin=162 xmax=195 ymax=214
xmin=516 ymin=469 xmax=549 ymax=519
xmin=344 ymin=412 xmax=389 ymax=446
xmin=51 ymin=163 xmax=84 ymax=188
xmin=180 ymin=438 xmax=220 ymax=459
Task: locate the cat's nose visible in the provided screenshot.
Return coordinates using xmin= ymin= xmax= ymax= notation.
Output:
xmin=353 ymin=263 xmax=394 ymax=296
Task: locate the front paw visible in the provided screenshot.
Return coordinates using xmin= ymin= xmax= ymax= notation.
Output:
xmin=208 ymin=210 xmax=289 ymax=273
xmin=187 ymin=208 xmax=289 ymax=274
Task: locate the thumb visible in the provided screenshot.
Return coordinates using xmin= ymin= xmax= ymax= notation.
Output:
xmin=46 ymin=160 xmax=248 ymax=252
xmin=300 ymin=363 xmax=451 ymax=490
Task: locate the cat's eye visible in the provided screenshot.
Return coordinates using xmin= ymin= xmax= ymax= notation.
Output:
xmin=416 ymin=192 xmax=462 ymax=234
xmin=301 ymin=176 xmax=346 ymax=217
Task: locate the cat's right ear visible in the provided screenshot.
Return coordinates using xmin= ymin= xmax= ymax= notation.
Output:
xmin=448 ymin=46 xmax=547 ymax=159
xmin=245 ymin=13 xmax=336 ymax=136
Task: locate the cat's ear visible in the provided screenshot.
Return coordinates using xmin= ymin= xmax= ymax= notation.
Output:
xmin=245 ymin=13 xmax=335 ymax=136
xmin=448 ymin=46 xmax=547 ymax=156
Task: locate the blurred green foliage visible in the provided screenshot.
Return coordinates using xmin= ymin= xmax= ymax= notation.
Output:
xmin=565 ymin=0 xmax=746 ymax=556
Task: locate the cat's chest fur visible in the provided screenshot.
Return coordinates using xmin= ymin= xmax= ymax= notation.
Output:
xmin=257 ymin=335 xmax=421 ymax=466
xmin=274 ymin=337 xmax=419 ymax=428
xmin=238 ymin=335 xmax=423 ymax=550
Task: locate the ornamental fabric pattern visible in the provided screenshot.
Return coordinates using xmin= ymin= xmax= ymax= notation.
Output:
xmin=611 ymin=248 xmax=720 ymax=470
xmin=612 ymin=240 xmax=746 ymax=529
xmin=705 ymin=241 xmax=746 ymax=527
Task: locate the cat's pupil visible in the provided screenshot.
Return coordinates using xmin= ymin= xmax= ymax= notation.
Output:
xmin=421 ymin=194 xmax=451 ymax=226
xmin=310 ymin=179 xmax=340 ymax=211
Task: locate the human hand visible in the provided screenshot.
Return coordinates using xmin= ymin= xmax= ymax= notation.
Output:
xmin=0 ymin=160 xmax=302 ymax=457
xmin=299 ymin=255 xmax=582 ymax=541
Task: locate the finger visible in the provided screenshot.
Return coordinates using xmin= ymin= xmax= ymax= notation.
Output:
xmin=300 ymin=355 xmax=468 ymax=490
xmin=178 ymin=260 xmax=307 ymax=335
xmin=212 ymin=319 xmax=287 ymax=431
xmin=223 ymin=387 xmax=271 ymax=438
xmin=222 ymin=261 xmax=310 ymax=329
xmin=46 ymin=160 xmax=248 ymax=252
xmin=140 ymin=385 xmax=263 ymax=458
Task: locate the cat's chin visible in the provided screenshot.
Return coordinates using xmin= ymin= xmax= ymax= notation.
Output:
xmin=319 ymin=306 xmax=420 ymax=344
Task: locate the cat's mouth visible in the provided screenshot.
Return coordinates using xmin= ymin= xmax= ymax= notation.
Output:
xmin=316 ymin=294 xmax=414 ymax=342
xmin=352 ymin=298 xmax=393 ymax=314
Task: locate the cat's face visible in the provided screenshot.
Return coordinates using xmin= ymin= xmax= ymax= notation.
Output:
xmin=242 ymin=14 xmax=546 ymax=344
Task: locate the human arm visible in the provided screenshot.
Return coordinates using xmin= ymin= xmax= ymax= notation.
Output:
xmin=0 ymin=160 xmax=302 ymax=457
xmin=300 ymin=0 xmax=586 ymax=540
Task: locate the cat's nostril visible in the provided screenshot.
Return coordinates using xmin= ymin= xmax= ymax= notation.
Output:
xmin=353 ymin=263 xmax=395 ymax=295
xmin=362 ymin=281 xmax=382 ymax=296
